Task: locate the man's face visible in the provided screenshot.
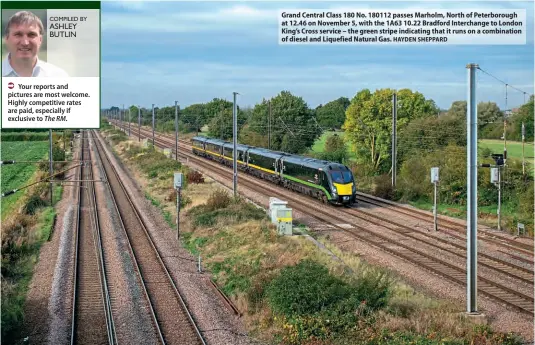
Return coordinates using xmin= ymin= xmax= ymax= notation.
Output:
xmin=4 ymin=22 xmax=42 ymax=61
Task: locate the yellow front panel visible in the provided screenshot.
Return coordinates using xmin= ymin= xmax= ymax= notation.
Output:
xmin=333 ymin=182 xmax=353 ymax=196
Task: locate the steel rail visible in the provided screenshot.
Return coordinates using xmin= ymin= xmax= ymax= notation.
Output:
xmin=356 ymin=193 xmax=534 ymax=254
xmin=113 ymin=120 xmax=534 ymax=256
xmin=70 ymin=130 xmax=117 ymax=345
xmin=91 ymin=129 xmax=166 ymax=345
xmin=124 ymin=124 xmax=534 ymax=316
xmin=93 ymin=130 xmax=207 ymax=345
xmin=87 ymin=131 xmax=118 ymax=345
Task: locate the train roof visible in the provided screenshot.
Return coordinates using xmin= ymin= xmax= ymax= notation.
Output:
xmin=248 ymin=147 xmax=287 ymax=160
xmin=281 ymin=154 xmax=331 ymax=170
xmin=202 ymin=137 xmax=228 ymax=146
xmin=222 ymin=142 xmax=253 ymax=151
xmin=282 ymin=154 xmax=351 ymax=171
xmin=191 ymin=136 xmax=208 ymax=142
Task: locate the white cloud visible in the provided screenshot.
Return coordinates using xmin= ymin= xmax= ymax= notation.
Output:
xmin=106 ymin=0 xmax=147 ymax=10
xmin=101 ymin=4 xmax=279 ymax=34
xmin=101 ymin=59 xmax=533 ymax=109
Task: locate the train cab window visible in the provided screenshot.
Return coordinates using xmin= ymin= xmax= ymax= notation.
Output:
xmin=330 ymin=171 xmax=352 ymax=184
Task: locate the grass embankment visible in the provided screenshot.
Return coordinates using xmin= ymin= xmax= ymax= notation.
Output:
xmin=100 ymin=126 xmax=525 ymax=345
xmin=1 ymin=141 xmax=50 ymax=219
xmin=479 ymin=139 xmax=534 ymax=171
xmin=1 ymin=135 xmax=69 ymax=343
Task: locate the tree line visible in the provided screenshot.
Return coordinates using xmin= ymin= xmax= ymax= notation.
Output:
xmin=105 ymin=88 xmax=534 ymax=234
xmin=105 ymin=88 xmax=533 ymax=162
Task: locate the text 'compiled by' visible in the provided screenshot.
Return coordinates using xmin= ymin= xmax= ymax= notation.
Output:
xmin=278 ymin=9 xmax=526 ymax=45
xmin=49 ymin=16 xmax=90 ymax=38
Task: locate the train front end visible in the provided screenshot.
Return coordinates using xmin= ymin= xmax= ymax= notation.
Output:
xmin=327 ymin=166 xmax=356 ymax=205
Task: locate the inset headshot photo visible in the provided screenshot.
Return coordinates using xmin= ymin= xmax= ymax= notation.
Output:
xmin=2 ymin=7 xmax=100 ymax=78
xmin=2 ymin=9 xmax=68 ymax=77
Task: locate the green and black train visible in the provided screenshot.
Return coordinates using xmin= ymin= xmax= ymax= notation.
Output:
xmin=191 ymin=136 xmax=356 ymax=206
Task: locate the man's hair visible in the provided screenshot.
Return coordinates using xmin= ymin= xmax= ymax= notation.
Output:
xmin=4 ymin=11 xmax=44 ymax=37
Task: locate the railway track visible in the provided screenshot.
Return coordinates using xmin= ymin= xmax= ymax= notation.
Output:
xmin=110 ymin=121 xmax=534 ymax=317
xmin=92 ymin=129 xmax=206 ymax=345
xmin=344 ymin=205 xmax=534 ymax=284
xmin=356 ymin=193 xmax=534 ymax=256
xmin=71 ymin=130 xmax=116 ymax=344
xmin=114 ymin=120 xmax=533 ymax=259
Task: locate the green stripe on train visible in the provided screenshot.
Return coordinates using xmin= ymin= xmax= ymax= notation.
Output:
xmin=282 ymin=174 xmax=332 ymax=200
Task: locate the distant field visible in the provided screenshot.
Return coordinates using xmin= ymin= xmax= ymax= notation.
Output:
xmin=1 ymin=141 xmax=49 ymax=220
xmin=310 ymin=131 xmax=357 ymax=159
xmin=311 ymin=132 xmax=534 ymax=168
xmin=479 ymin=139 xmax=534 ymax=164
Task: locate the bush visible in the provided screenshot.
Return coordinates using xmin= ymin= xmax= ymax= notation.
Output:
xmin=206 ymin=188 xmax=231 ymax=211
xmin=23 ymin=195 xmax=47 ymax=215
xmin=266 ymin=260 xmax=352 ymax=317
xmin=267 ymin=260 xmax=394 ymax=344
xmin=196 ymin=204 xmax=264 ymax=228
xmin=187 ymin=170 xmax=205 ymax=184
xmin=398 ymin=155 xmax=429 ymax=201
xmin=373 ymin=174 xmax=395 ymax=200
xmin=188 ymin=195 xmax=266 ymax=229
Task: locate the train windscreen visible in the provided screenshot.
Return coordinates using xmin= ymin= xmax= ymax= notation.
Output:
xmin=329 ymin=170 xmax=353 ymax=184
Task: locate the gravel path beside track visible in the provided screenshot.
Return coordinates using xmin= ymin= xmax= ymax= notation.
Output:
xmin=21 ymin=157 xmax=78 ymax=345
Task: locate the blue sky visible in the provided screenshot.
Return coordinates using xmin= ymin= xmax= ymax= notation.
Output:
xmin=101 ymin=0 xmax=534 ymax=111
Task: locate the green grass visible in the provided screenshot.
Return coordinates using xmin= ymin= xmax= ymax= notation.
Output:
xmin=310 ymin=131 xmax=357 ymax=160
xmin=1 ymin=181 xmax=61 ymax=343
xmin=1 ymin=141 xmax=49 ymax=220
xmin=479 ymin=139 xmax=534 ymax=168
xmin=311 ymin=133 xmax=534 ymax=167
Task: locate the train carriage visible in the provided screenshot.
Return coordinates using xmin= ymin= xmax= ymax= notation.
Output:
xmin=190 ymin=136 xmax=357 ymax=206
xmin=280 ymin=155 xmax=333 ymax=202
xmin=246 ymin=148 xmax=284 ymax=183
xmin=191 ymin=136 xmax=208 ymax=155
xmin=222 ymin=143 xmax=251 ymax=169
xmin=203 ymin=138 xmax=226 ymax=162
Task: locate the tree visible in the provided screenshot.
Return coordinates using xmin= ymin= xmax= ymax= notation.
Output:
xmin=241 ymin=91 xmax=321 ymax=154
xmin=325 ymin=133 xmax=346 ymax=152
xmin=203 ymin=98 xmax=234 ymax=126
xmin=315 ymin=97 xmax=350 ymax=130
xmin=343 ymin=88 xmax=438 ymax=173
xmin=181 ymin=103 xmax=205 ymax=133
xmin=126 ymin=105 xmax=139 ymax=124
xmin=207 ymin=107 xmax=247 ymax=141
xmin=398 ymin=110 xmax=466 ymax=162
xmin=318 ymin=133 xmax=349 ymax=163
xmin=502 ymin=95 xmax=534 ymax=142
xmin=478 ymin=101 xmax=503 ymax=128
